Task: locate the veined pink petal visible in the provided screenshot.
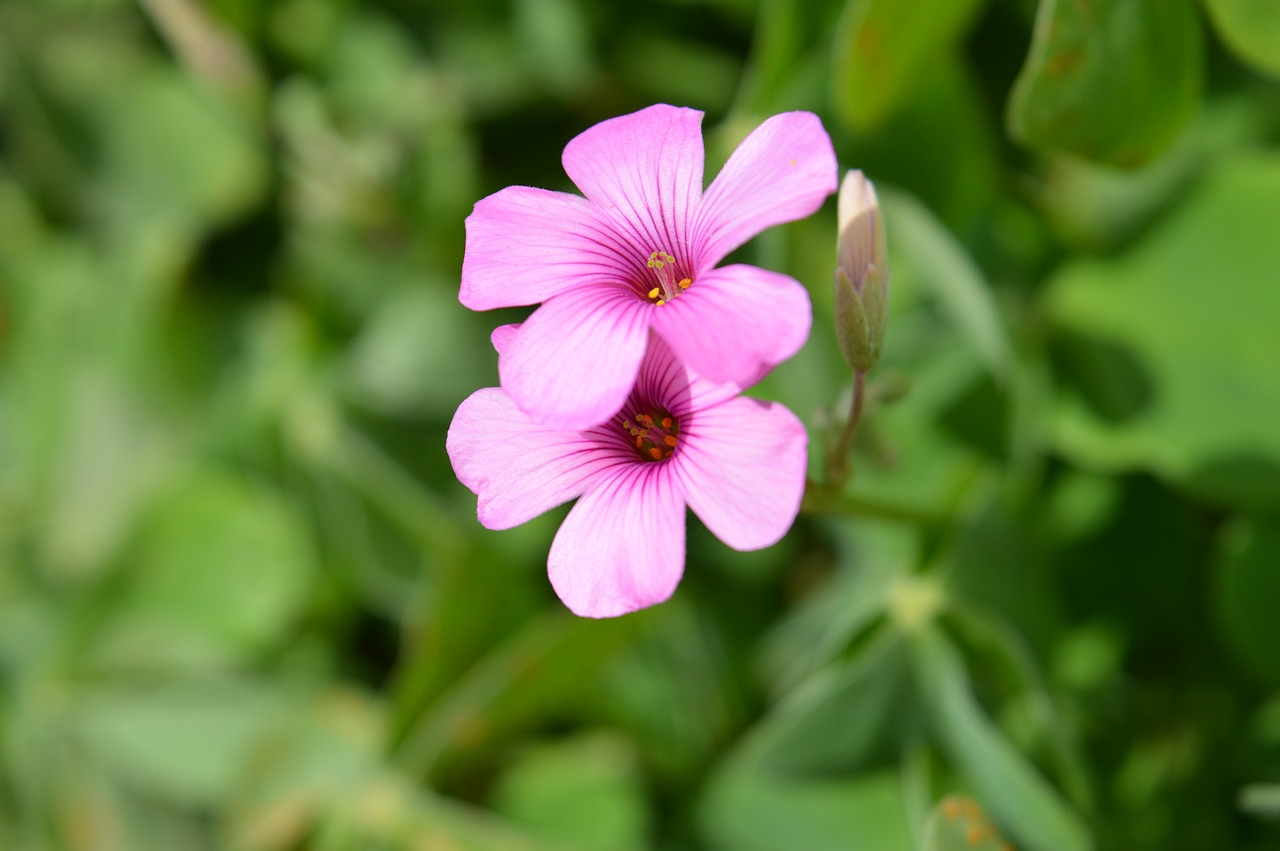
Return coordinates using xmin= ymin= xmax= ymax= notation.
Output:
xmin=548 ymin=464 xmax=685 ymax=617
xmin=447 ymin=388 xmax=623 ymax=530
xmin=500 ymin=286 xmax=651 ymax=427
xmin=490 ymin=323 xmax=521 ymax=355
xmin=461 ymin=186 xmax=634 ymax=310
xmin=650 ymin=264 xmax=811 ymax=387
xmin=694 ymin=112 xmax=837 ymax=268
xmin=674 ymin=396 xmax=808 ymax=550
xmin=632 ymin=331 xmax=741 ymax=418
xmin=562 ymin=104 xmax=704 ymax=260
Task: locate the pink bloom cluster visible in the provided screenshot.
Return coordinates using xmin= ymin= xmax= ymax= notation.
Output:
xmin=448 ymin=104 xmax=837 ymax=617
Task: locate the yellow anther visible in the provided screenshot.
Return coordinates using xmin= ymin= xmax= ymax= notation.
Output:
xmin=647 ymin=287 xmax=660 ymax=299
xmin=678 ymin=277 xmax=691 ymax=289
xmin=656 ymin=299 xmax=665 ymax=306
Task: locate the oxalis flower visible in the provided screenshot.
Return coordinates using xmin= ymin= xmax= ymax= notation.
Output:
xmin=447 ymin=327 xmax=807 ymax=618
xmin=461 ymin=104 xmax=837 ymax=427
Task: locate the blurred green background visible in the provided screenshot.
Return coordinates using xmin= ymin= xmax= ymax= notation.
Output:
xmin=2 ymin=0 xmax=1280 ymax=849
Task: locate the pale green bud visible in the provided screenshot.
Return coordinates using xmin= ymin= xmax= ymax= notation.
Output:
xmin=834 ymin=170 xmax=889 ymax=372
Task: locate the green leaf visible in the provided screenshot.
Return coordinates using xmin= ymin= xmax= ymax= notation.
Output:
xmin=831 ymin=0 xmax=987 ymax=132
xmin=93 ymin=467 xmax=316 ymax=669
xmin=1202 ymin=0 xmax=1280 ymax=76
xmin=752 ymin=635 xmax=908 ymax=776
xmin=1214 ymin=518 xmax=1280 ymax=685
xmin=73 ymin=679 xmax=289 ymax=808
xmin=1008 ymin=0 xmax=1203 ymax=167
xmin=1045 ymin=153 xmax=1280 ymax=509
xmin=490 ymin=732 xmax=649 ymax=851
xmin=881 ymin=188 xmax=1013 ymax=382
xmin=911 ymin=627 xmax=1092 ymax=851
xmin=701 ymin=767 xmax=914 ymax=851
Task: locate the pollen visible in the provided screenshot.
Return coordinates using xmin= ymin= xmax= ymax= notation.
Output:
xmin=643 ymin=250 xmax=693 ymax=304
xmin=623 ymin=407 xmax=680 ymax=461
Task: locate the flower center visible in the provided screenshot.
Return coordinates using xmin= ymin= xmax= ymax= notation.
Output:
xmin=644 ymin=251 xmax=692 ymax=306
xmin=622 ymin=409 xmax=680 ymax=461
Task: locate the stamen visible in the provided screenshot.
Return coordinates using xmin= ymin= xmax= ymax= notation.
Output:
xmin=643 ymin=250 xmax=693 ymax=304
xmin=622 ymin=407 xmax=680 ymax=462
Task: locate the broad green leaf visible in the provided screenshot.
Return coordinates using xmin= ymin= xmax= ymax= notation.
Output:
xmin=593 ymin=599 xmax=742 ymax=781
xmin=753 ymin=636 xmax=907 ymax=776
xmin=72 ymin=679 xmax=289 ymax=808
xmin=701 ymin=767 xmax=914 ymax=851
xmin=1046 ymin=153 xmax=1280 ymax=509
xmin=1202 ymin=0 xmax=1280 ymax=76
xmin=832 ymin=0 xmax=986 ymax=131
xmin=343 ymin=284 xmax=495 ymax=418
xmin=1214 ymin=518 xmax=1280 ymax=685
xmin=490 ymin=732 xmax=649 ymax=851
xmin=1008 ymin=0 xmax=1203 ymax=167
xmin=91 ymin=467 xmax=316 ymax=670
xmin=912 ymin=627 xmax=1092 ymax=851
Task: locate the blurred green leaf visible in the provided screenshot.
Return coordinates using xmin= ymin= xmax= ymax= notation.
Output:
xmin=882 ymin=188 xmax=1012 ymax=382
xmin=73 ymin=679 xmax=289 ymax=808
xmin=490 ymin=732 xmax=649 ymax=851
xmin=1239 ymin=784 xmax=1280 ymax=820
xmin=1214 ymin=518 xmax=1280 ymax=685
xmin=394 ymin=611 xmax=636 ymax=781
xmin=93 ymin=62 xmax=267 ymax=226
xmin=831 ymin=0 xmax=986 ymax=132
xmin=753 ymin=634 xmax=907 ymax=776
xmin=701 ymin=767 xmax=914 ymax=851
xmin=1008 ymin=0 xmax=1203 ymax=167
xmin=1035 ymin=97 xmax=1271 ymax=250
xmin=757 ymin=522 xmax=913 ymax=697
xmin=93 ymin=466 xmax=315 ymax=669
xmin=343 ymin=284 xmax=493 ymax=418
xmin=911 ymin=626 xmax=1092 ymax=851
xmin=1202 ymin=0 xmax=1280 ymax=76
xmin=1046 ymin=153 xmax=1280 ymax=508
xmin=595 ymin=600 xmax=742 ymax=782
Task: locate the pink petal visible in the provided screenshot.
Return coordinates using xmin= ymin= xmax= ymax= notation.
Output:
xmin=673 ymin=396 xmax=808 ymax=550
xmin=632 ymin=332 xmax=741 ymax=418
xmin=499 ymin=286 xmax=651 ymax=427
xmin=446 ymin=388 xmax=623 ymax=530
xmin=694 ymin=112 xmax=837 ymax=268
xmin=490 ymin=323 xmax=521 ymax=355
xmin=650 ymin=264 xmax=811 ymax=387
xmin=561 ymin=104 xmax=705 ymax=262
xmin=548 ymin=464 xmax=686 ymax=617
xmin=461 ymin=186 xmax=634 ymax=311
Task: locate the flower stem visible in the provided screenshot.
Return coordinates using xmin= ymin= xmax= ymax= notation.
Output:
xmin=826 ymin=369 xmax=867 ymax=487
xmin=800 ymin=485 xmax=942 ymax=528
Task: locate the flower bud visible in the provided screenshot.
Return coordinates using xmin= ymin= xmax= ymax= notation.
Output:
xmin=834 ymin=170 xmax=888 ymax=372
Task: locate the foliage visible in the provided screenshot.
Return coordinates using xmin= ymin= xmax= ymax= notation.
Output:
xmin=1 ymin=0 xmax=1279 ymax=849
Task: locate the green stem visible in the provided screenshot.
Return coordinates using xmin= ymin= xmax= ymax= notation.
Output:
xmin=826 ymin=369 xmax=867 ymax=487
xmin=801 ymin=484 xmax=942 ymax=528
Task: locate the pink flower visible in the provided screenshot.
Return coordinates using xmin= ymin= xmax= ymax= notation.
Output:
xmin=447 ymin=328 xmax=808 ymax=618
xmin=461 ymin=104 xmax=837 ymax=427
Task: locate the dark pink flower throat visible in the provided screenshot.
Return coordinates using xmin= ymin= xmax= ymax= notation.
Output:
xmin=622 ymin=409 xmax=680 ymax=461
xmin=642 ymin=250 xmax=692 ymax=306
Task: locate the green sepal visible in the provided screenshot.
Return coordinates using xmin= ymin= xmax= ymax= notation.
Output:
xmin=834 ymin=267 xmax=870 ymax=372
xmin=835 ymin=267 xmax=886 ymax=373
